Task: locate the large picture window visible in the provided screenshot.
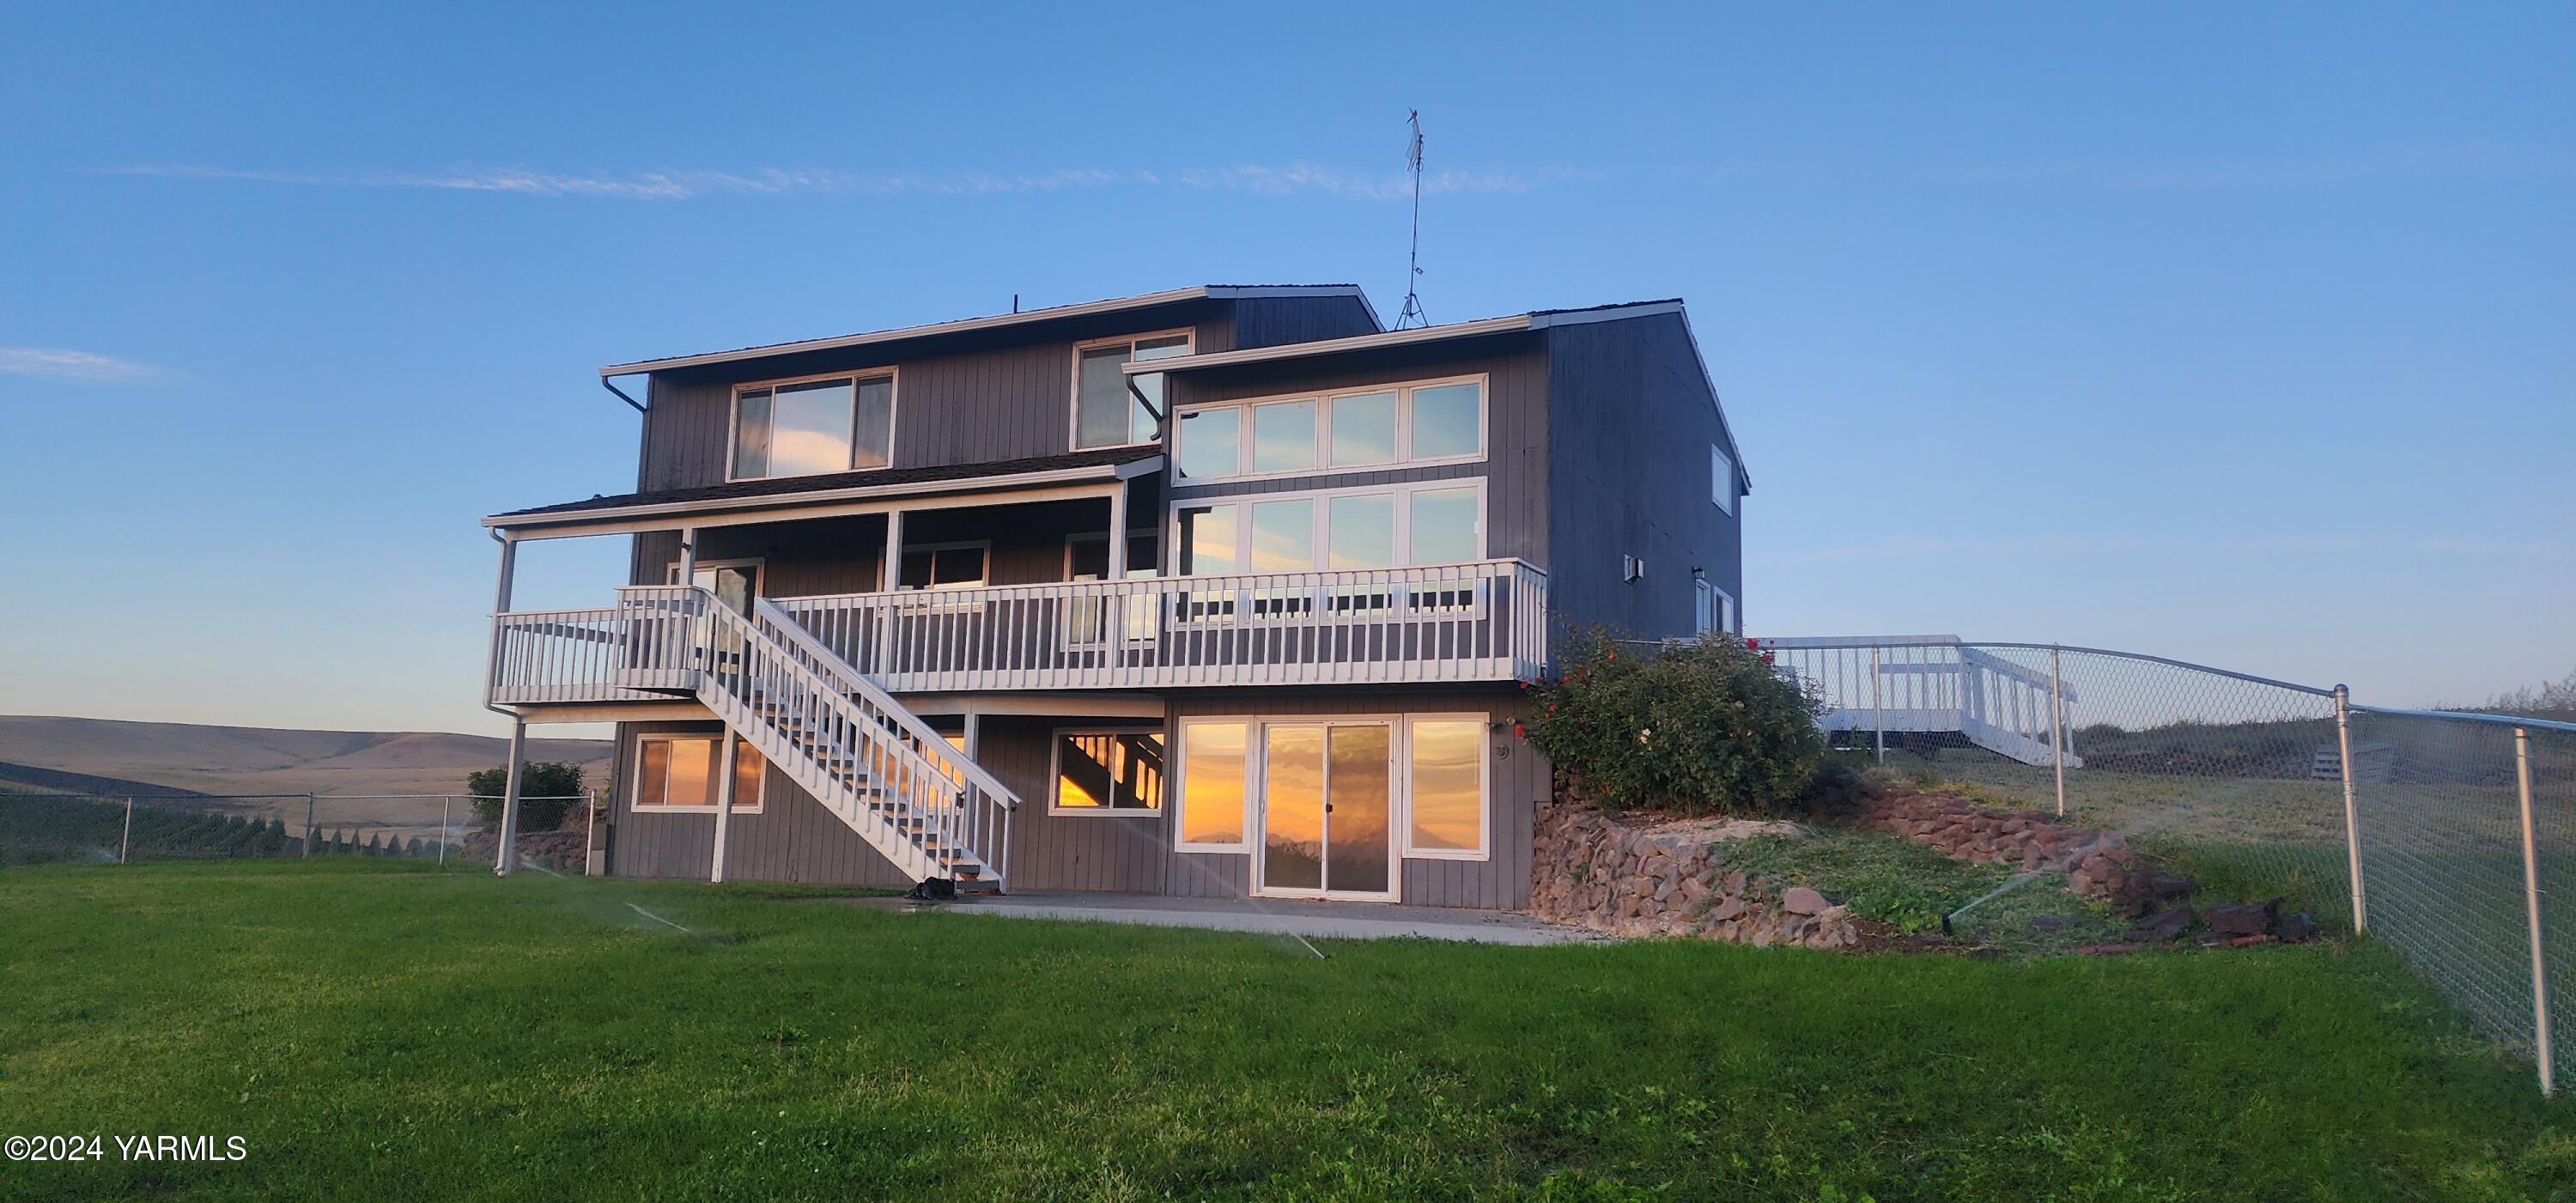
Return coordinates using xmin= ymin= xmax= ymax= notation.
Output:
xmin=1174 ymin=376 xmax=1485 ymax=482
xmin=1403 ymin=717 xmax=1488 ymax=860
xmin=1073 ymin=331 xmax=1193 ymax=449
xmin=635 ymin=735 xmax=764 ymax=811
xmin=1174 ymin=481 xmax=1484 ymax=577
xmin=732 ymin=374 xmax=895 ymax=480
xmin=1050 ymin=730 xmax=1165 ymax=816
xmin=1175 ymin=720 xmax=1250 ymax=849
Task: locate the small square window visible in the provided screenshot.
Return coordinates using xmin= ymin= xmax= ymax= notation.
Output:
xmin=1053 ymin=731 xmax=1165 ymax=814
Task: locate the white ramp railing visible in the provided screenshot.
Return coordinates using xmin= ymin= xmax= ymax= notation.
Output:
xmin=1759 ymin=635 xmax=2080 ymax=768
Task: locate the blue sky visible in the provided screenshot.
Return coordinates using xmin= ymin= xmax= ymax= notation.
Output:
xmin=2 ymin=2 xmax=2568 ymax=736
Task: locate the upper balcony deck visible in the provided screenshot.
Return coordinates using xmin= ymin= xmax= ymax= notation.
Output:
xmin=488 ymin=559 xmax=1547 ymax=705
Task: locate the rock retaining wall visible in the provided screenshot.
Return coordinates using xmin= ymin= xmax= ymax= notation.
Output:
xmin=1854 ymin=793 xmax=2191 ymax=914
xmin=1528 ymin=802 xmax=1858 ymax=949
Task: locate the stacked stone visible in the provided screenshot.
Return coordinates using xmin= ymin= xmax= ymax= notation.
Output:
xmin=1527 ymin=802 xmax=1858 ymax=950
xmin=1853 ymin=792 xmax=2193 ymax=914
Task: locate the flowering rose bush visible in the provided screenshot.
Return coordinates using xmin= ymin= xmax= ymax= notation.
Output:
xmin=1528 ymin=627 xmax=1826 ymax=817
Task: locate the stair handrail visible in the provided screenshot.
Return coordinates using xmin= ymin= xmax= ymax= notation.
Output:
xmin=692 ymin=598 xmax=993 ymax=878
xmin=750 ymin=596 xmax=1023 ymax=814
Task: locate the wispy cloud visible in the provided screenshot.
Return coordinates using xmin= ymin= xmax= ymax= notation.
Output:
xmin=1779 ymin=532 xmax=2565 ymax=562
xmin=100 ymin=162 xmax=1584 ymax=203
xmin=1936 ymin=141 xmax=2567 ymax=191
xmin=0 ymin=347 xmax=164 ymax=384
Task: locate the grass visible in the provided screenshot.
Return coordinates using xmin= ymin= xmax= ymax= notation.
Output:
xmin=1716 ymin=828 xmax=2129 ymax=951
xmin=3 ymin=860 xmax=2572 ymax=1200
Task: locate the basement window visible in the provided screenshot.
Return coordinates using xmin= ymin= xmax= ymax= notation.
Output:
xmin=634 ymin=735 xmax=764 ymax=812
xmin=1050 ymin=730 xmax=1165 ymax=815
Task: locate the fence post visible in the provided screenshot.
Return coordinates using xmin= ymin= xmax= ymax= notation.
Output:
xmin=438 ymin=795 xmax=451 ymax=866
xmin=1870 ymin=647 xmax=1886 ymax=764
xmin=2049 ymin=647 xmax=2067 ymax=817
xmin=119 ymin=796 xmax=134 ymax=864
xmin=2516 ymin=726 xmax=2555 ymax=1096
xmin=302 ymin=793 xmax=316 ymax=860
xmin=2334 ymin=685 xmax=2368 ymax=933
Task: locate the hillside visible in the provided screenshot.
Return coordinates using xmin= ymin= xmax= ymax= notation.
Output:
xmin=0 ymin=715 xmax=613 ymax=799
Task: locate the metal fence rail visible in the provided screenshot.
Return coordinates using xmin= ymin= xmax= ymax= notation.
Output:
xmin=0 ymin=793 xmax=593 ymax=870
xmin=1763 ymin=635 xmax=2572 ymax=1095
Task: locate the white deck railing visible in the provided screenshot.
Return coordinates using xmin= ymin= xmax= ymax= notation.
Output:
xmin=769 ymin=558 xmax=1548 ymax=692
xmin=1760 ymin=635 xmax=2080 ymax=767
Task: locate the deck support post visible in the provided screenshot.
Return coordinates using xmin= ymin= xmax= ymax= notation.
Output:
xmin=710 ymin=731 xmax=738 ymax=884
xmin=677 ymin=526 xmax=698 ymax=581
xmin=483 ymin=532 xmax=518 ymax=705
xmin=2517 ymin=726 xmax=2555 ymax=1096
xmin=875 ymin=510 xmax=906 ymax=669
xmin=880 ymin=510 xmax=904 ymax=592
xmin=494 ymin=719 xmax=527 ymax=877
xmin=1105 ymin=487 xmax=1128 ymax=650
xmin=2335 ymin=684 xmax=2368 ymax=933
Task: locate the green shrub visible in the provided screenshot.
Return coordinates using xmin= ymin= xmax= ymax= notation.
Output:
xmin=465 ymin=763 xmax=585 ymax=830
xmin=1528 ymin=628 xmax=1826 ymax=817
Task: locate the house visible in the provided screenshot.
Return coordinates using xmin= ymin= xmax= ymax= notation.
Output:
xmin=479 ymin=283 xmax=1747 ymax=908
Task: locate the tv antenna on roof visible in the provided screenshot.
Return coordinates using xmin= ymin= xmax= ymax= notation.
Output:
xmin=1395 ymin=110 xmax=1428 ymax=329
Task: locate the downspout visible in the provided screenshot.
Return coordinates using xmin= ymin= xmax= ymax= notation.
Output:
xmin=603 ymin=375 xmax=646 ymax=413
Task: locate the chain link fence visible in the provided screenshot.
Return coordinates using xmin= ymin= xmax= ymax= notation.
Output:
xmin=1763 ymin=635 xmax=2571 ymax=1094
xmin=0 ymin=793 xmax=594 ymax=871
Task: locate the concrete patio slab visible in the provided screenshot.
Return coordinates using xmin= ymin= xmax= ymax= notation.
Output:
xmin=925 ymin=891 xmax=1598 ymax=946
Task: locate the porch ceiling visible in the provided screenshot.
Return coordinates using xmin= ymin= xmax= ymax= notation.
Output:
xmin=485 ymin=447 xmax=1162 ymax=538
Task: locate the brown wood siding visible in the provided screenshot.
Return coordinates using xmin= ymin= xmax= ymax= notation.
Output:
xmin=987 ymin=716 xmax=1170 ymax=893
xmin=603 ymin=720 xmax=912 ymax=886
xmin=1542 ymin=313 xmax=1742 ymax=644
xmin=1163 ymin=690 xmax=1539 ymax=908
xmin=1163 ymin=335 xmax=1549 ymax=568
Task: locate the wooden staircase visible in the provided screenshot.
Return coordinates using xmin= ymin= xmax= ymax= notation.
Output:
xmin=632 ymin=587 xmax=1019 ymax=890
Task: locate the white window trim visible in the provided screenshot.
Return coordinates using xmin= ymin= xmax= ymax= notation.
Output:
xmin=1711 ymin=444 xmax=1735 ymax=516
xmin=1045 ymin=726 xmax=1167 ymax=817
xmin=1060 ymin=530 xmax=1160 ymax=650
xmin=631 ymin=732 xmax=764 ymax=814
xmin=1696 ymin=579 xmax=1738 ymax=635
xmin=896 ymin=539 xmax=993 ymax=591
xmin=1171 ymin=718 xmax=1253 ymax=854
xmin=1244 ymin=714 xmax=1403 ymax=902
xmin=1399 ymin=713 xmax=1492 ymax=862
xmin=1167 ymin=477 xmax=1488 ymax=577
xmin=1069 ymin=328 xmax=1196 ymax=452
xmin=723 ymin=367 xmax=901 ymax=484
xmin=1171 ymin=372 xmax=1489 ymax=484
xmin=664 ymin=556 xmax=765 ymax=591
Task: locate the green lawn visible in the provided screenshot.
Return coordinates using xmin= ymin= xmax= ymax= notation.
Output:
xmin=3 ymin=861 xmax=2570 ymax=1200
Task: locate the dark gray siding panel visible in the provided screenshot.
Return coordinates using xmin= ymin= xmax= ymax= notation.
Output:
xmin=605 ymin=720 xmax=912 ymax=887
xmin=634 ymin=304 xmax=1235 ymax=491
xmin=1229 ymin=295 xmax=1382 ymax=349
xmin=1163 ymin=690 xmax=1539 ymax=909
xmin=990 ymin=716 xmax=1170 ymax=894
xmin=1542 ymin=313 xmax=1741 ymax=645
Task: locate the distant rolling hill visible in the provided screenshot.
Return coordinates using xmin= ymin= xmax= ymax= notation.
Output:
xmin=0 ymin=715 xmax=614 ymax=800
